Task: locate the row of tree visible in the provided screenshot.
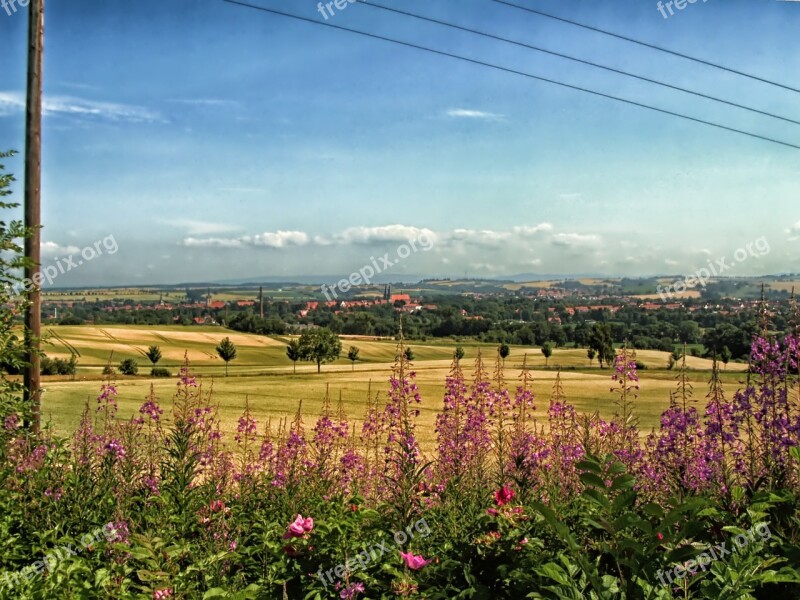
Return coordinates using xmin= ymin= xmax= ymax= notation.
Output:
xmin=33 ymin=325 xmax=735 ymax=381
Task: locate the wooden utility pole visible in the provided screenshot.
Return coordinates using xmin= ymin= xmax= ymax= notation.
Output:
xmin=259 ymin=286 xmax=263 ymax=318
xmin=23 ymin=0 xmax=44 ymax=434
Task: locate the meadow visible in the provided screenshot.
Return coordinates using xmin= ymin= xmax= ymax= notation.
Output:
xmin=38 ymin=325 xmax=747 ymax=447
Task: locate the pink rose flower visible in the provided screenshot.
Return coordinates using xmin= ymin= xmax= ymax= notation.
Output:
xmin=400 ymin=551 xmax=431 ymax=570
xmin=494 ymin=485 xmax=515 ymax=506
xmin=285 ymin=514 xmax=314 ymax=539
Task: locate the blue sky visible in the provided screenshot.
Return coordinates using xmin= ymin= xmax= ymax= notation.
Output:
xmin=1 ymin=0 xmax=799 ymax=287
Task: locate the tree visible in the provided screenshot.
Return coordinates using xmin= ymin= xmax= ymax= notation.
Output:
xmin=119 ymin=358 xmax=138 ymax=376
xmin=0 ymin=151 xmax=34 ymax=430
xmin=454 ymin=346 xmax=465 ymax=362
xmin=720 ymin=345 xmax=732 ymax=370
xmin=347 ymin=346 xmax=360 ymax=371
xmin=498 ymin=343 xmax=510 ymax=366
xmin=587 ymin=347 xmax=596 ymax=367
xmin=589 ymin=323 xmax=614 ymax=368
xmin=404 ymin=347 xmax=415 ymax=362
xmin=298 ymin=328 xmax=342 ymax=373
xmin=145 ymin=345 xmax=162 ymax=367
xmin=541 ymin=341 xmax=553 ymax=367
xmin=703 ymin=323 xmax=754 ymax=360
xmin=216 ymin=337 xmax=237 ymax=376
xmin=286 ymin=339 xmax=301 ymax=374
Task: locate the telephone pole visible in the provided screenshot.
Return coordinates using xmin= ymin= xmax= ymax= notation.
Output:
xmin=259 ymin=286 xmax=264 ymax=318
xmin=23 ymin=0 xmax=44 ymax=434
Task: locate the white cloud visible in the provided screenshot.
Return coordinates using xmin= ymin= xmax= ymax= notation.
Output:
xmin=183 ymin=230 xmax=309 ymax=249
xmin=41 ymin=241 xmax=81 ymax=258
xmin=445 ymin=108 xmax=504 ymax=121
xmin=552 ymin=233 xmax=601 ymax=247
xmin=0 ymin=93 xmax=22 ymax=116
xmin=513 ymin=223 xmax=554 ymax=236
xmin=788 ymin=220 xmax=800 ymax=241
xmin=182 ymin=237 xmax=244 ymax=249
xmin=163 ymin=219 xmax=242 ymax=235
xmin=167 ymin=98 xmax=239 ymax=107
xmin=449 ymin=229 xmax=511 ymax=247
xmin=0 ymin=91 xmax=161 ymax=122
xmin=335 ymin=225 xmax=436 ymax=245
xmin=249 ymin=231 xmax=309 ymax=248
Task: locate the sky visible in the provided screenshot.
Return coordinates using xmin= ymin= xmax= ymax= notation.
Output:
xmin=0 ymin=0 xmax=799 ymax=287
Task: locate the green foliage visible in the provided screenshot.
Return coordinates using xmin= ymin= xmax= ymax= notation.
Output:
xmin=541 ymin=342 xmax=553 ymax=366
xmin=151 ymin=367 xmax=171 ymax=377
xmin=499 ymin=343 xmax=510 ymax=364
xmin=145 ymin=345 xmax=162 ymax=366
xmin=286 ymin=340 xmax=301 ymax=373
xmin=527 ymin=455 xmax=800 ymax=599
xmin=720 ymin=345 xmax=732 ymax=367
xmin=0 ymin=401 xmax=799 ymax=597
xmin=0 ymin=151 xmax=33 ymax=427
xmin=589 ymin=324 xmax=614 ymax=368
xmin=216 ymin=337 xmax=237 ymax=376
xmin=57 ymin=315 xmax=84 ymax=326
xmin=118 ymin=358 xmax=139 ymax=376
xmin=41 ymin=354 xmax=77 ymax=376
xmin=297 ymin=328 xmax=342 ymax=373
xmin=347 ymin=345 xmax=360 ymax=371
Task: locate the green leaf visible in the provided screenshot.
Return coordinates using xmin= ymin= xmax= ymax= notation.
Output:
xmin=609 ymin=474 xmax=635 ymax=492
xmin=579 ymin=472 xmax=607 ymax=489
xmin=576 ymin=459 xmax=602 ymax=475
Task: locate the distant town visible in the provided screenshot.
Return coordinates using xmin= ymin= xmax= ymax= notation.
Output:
xmin=37 ymin=275 xmax=799 ymax=362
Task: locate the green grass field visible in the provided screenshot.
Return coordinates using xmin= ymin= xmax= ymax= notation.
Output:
xmin=38 ymin=325 xmax=749 ymax=449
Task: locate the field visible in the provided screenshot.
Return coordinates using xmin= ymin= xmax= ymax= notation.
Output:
xmin=39 ymin=325 xmax=748 ymax=447
xmin=42 ymin=288 xmax=188 ymax=302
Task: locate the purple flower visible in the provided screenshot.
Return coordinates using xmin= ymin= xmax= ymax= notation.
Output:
xmin=3 ymin=414 xmax=20 ymax=431
xmin=339 ymin=582 xmax=365 ymax=599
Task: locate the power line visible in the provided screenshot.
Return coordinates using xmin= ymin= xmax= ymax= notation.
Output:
xmin=493 ymin=0 xmax=800 ymax=95
xmin=361 ymin=0 xmax=800 ymax=127
xmin=221 ymin=0 xmax=800 ymax=151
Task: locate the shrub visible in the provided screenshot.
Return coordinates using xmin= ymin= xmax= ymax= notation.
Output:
xmin=118 ymin=358 xmax=139 ymax=376
xmin=58 ymin=315 xmax=83 ymax=325
xmin=40 ymin=355 xmax=77 ymax=376
xmin=102 ymin=364 xmax=116 ymax=376
xmin=151 ymin=367 xmax=171 ymax=377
